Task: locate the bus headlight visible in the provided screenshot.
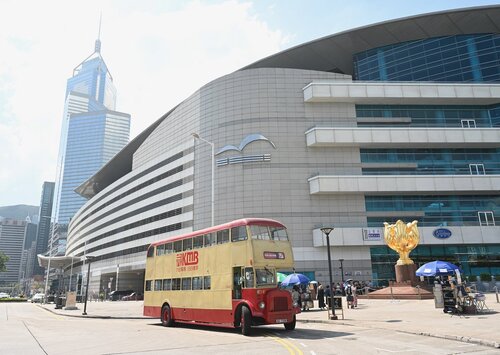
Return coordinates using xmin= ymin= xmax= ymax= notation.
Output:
xmin=258 ymin=301 xmax=266 ymax=309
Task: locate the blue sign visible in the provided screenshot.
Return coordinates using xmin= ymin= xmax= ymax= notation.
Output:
xmin=433 ymin=228 xmax=452 ymax=239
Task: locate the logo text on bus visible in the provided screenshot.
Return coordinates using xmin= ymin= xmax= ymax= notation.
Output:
xmin=176 ymin=251 xmax=199 ymax=272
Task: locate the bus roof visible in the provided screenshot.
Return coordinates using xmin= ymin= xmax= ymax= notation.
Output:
xmin=150 ymin=218 xmax=286 ymax=247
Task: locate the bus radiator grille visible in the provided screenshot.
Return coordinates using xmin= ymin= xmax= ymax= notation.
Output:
xmin=273 ymin=297 xmax=288 ymax=312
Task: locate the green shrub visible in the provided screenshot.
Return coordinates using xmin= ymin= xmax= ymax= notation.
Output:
xmin=0 ymin=298 xmax=28 ymax=302
xmin=480 ymin=273 xmax=492 ymax=282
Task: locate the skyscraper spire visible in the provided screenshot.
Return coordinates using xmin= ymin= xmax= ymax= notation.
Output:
xmin=95 ymin=13 xmax=102 ymax=53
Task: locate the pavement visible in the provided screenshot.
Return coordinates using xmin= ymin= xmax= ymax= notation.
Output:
xmin=38 ymin=292 xmax=500 ymax=349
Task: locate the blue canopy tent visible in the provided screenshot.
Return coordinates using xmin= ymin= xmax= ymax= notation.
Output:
xmin=415 ymin=260 xmax=460 ymax=277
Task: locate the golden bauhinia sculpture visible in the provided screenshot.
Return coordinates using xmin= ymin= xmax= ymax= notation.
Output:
xmin=383 ymin=220 xmax=420 ymax=265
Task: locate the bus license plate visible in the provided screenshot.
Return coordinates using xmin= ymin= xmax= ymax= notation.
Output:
xmin=276 ymin=319 xmax=287 ymax=323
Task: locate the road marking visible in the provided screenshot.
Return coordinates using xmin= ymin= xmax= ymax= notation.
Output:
xmin=23 ymin=321 xmax=48 ymax=355
xmin=374 ymin=348 xmax=417 ymax=353
xmin=300 ymin=343 xmax=307 ymax=348
xmin=266 ymin=334 xmax=303 ymax=355
xmin=457 ymin=344 xmax=477 ymax=348
xmin=310 ymin=352 xmax=316 ymax=355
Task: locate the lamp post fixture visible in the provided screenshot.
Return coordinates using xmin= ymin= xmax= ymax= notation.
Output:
xmin=82 ymin=256 xmax=95 ymax=315
xmin=320 ymin=226 xmax=337 ymax=320
xmin=191 ymin=133 xmax=215 ymax=226
xmin=339 ymin=258 xmax=345 ymax=284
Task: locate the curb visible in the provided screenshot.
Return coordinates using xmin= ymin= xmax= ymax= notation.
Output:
xmin=296 ymin=318 xmax=500 ymax=349
xmin=37 ymin=305 xmax=149 ymax=320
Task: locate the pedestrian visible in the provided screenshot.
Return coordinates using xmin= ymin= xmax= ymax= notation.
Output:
xmin=324 ymin=285 xmax=332 ymax=308
xmin=317 ymin=283 xmax=326 ymax=309
xmin=345 ymin=280 xmax=355 ymax=309
xmin=292 ymin=285 xmax=301 ymax=309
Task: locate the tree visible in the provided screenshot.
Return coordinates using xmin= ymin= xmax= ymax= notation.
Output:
xmin=0 ymin=251 xmax=9 ymax=272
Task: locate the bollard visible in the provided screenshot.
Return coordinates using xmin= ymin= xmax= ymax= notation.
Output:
xmin=416 ymin=285 xmax=421 ymax=300
xmin=390 ymin=287 xmax=394 ymax=300
xmin=495 ymin=286 xmax=499 ymax=303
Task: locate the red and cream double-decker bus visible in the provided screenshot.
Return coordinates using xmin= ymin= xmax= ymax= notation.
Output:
xmin=143 ymin=218 xmax=297 ymax=335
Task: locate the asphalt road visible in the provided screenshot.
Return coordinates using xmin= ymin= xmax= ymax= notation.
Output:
xmin=0 ymin=302 xmax=497 ymax=355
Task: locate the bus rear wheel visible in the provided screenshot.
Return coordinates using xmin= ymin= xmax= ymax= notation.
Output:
xmin=161 ymin=304 xmax=174 ymax=327
xmin=241 ymin=306 xmax=252 ymax=336
xmin=284 ymin=315 xmax=296 ymax=330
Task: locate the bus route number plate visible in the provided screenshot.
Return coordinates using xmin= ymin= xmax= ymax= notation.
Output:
xmin=276 ymin=319 xmax=287 ymax=323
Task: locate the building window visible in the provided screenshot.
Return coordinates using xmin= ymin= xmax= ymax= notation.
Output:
xmin=478 ymin=211 xmax=495 ymax=226
xmin=469 ymin=164 xmax=485 ymax=175
xmin=461 ymin=119 xmax=476 ymax=128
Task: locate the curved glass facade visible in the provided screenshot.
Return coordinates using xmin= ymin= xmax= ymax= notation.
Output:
xmin=360 ymin=148 xmax=500 ymax=175
xmin=366 ymin=195 xmax=499 ymax=227
xmin=356 ymin=104 xmax=497 ymax=128
xmin=353 ymin=34 xmax=500 ymax=82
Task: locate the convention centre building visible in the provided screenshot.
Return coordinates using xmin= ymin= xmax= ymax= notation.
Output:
xmin=63 ymin=6 xmax=500 ymax=293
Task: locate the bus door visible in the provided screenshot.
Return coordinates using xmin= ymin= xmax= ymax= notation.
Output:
xmin=233 ymin=267 xmax=243 ymax=299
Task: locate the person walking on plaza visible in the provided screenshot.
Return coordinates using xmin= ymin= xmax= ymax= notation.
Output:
xmin=345 ymin=280 xmax=355 ymax=309
xmin=324 ymin=285 xmax=332 ymax=308
xmin=317 ymin=283 xmax=326 ymax=309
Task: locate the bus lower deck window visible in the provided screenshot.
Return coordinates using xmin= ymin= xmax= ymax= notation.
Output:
xmin=163 ymin=279 xmax=171 ymax=291
xmin=172 ymin=278 xmax=181 ymax=290
xmin=192 ymin=277 xmax=203 ymax=290
xmin=203 ymin=276 xmax=211 ymax=290
xmin=182 ymin=278 xmax=192 ymax=290
xmin=145 ymin=280 xmax=152 ymax=291
xmin=155 ymin=280 xmax=163 ymax=291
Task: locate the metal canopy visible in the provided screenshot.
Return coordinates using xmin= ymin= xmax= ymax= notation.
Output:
xmin=37 ymin=255 xmax=82 ymax=269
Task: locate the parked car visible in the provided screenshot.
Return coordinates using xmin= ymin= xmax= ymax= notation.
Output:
xmin=121 ymin=292 xmax=143 ymax=301
xmin=31 ymin=293 xmax=45 ymax=303
xmin=0 ymin=292 xmax=10 ymax=298
xmin=108 ymin=290 xmax=134 ymax=301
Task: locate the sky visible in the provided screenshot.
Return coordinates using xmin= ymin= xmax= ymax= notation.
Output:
xmin=0 ymin=0 xmax=497 ymax=206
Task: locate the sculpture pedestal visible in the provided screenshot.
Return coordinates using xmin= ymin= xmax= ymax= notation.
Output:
xmin=395 ymin=263 xmax=417 ymax=284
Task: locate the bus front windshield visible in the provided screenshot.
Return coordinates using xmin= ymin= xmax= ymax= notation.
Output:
xmin=255 ymin=267 xmax=276 ymax=286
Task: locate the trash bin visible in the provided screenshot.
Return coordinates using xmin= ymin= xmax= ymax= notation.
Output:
xmin=55 ymin=296 xmax=66 ymax=309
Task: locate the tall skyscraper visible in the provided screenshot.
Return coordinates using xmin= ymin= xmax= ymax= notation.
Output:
xmin=50 ymin=34 xmax=131 ymax=256
xmin=32 ymin=181 xmax=55 ymax=276
xmin=0 ymin=219 xmax=27 ymax=286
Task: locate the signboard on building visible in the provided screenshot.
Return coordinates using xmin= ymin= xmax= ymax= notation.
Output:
xmin=362 ymin=228 xmax=382 ymax=241
xmin=433 ymin=228 xmax=452 ymax=239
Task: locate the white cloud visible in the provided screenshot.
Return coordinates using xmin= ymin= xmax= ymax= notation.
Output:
xmin=0 ymin=0 xmax=289 ymax=206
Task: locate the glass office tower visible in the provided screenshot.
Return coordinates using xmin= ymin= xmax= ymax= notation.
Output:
xmin=51 ymin=38 xmax=130 ymax=256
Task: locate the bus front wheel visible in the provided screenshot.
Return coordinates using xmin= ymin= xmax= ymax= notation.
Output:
xmin=241 ymin=306 xmax=252 ymax=336
xmin=161 ymin=304 xmax=174 ymax=327
xmin=284 ymin=315 xmax=296 ymax=330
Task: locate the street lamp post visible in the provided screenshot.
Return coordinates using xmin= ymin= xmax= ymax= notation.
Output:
xmin=191 ymin=133 xmax=215 ymax=226
xmin=82 ymin=256 xmax=95 ymax=315
xmin=339 ymin=258 xmax=345 ymax=284
xmin=320 ymin=226 xmax=338 ymax=320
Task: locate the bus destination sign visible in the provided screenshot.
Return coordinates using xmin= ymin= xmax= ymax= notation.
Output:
xmin=176 ymin=251 xmax=199 ymax=272
xmin=263 ymin=251 xmax=285 ymax=260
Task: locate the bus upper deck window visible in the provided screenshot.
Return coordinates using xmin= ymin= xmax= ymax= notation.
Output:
xmin=204 ymin=233 xmax=216 ymax=247
xmin=183 ymin=238 xmax=193 ymax=251
xmin=270 ymin=227 xmax=288 ymax=241
xmin=217 ymin=229 xmax=229 ymax=244
xmin=173 ymin=240 xmax=182 ymax=253
xmin=147 ymin=247 xmax=155 ymax=257
xmin=250 ymin=225 xmax=270 ymax=240
xmin=156 ymin=244 xmax=164 ymax=256
xmin=231 ymin=226 xmax=248 ymax=242
xmin=165 ymin=243 xmax=173 ymax=254
xmin=193 ymin=235 xmax=204 ymax=249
